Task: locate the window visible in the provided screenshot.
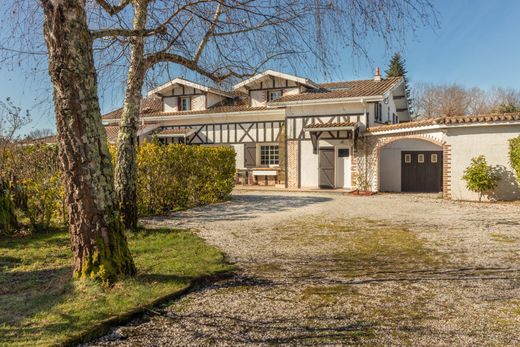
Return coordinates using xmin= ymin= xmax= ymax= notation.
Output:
xmin=375 ymin=102 xmax=383 ymax=122
xmin=269 ymin=90 xmax=282 ymax=101
xmin=418 ymin=154 xmax=425 ymax=163
xmin=404 ymin=154 xmax=412 ymax=163
xmin=180 ymin=97 xmax=190 ymax=111
xmin=338 ymin=148 xmax=350 ymax=157
xmin=431 ymin=154 xmax=438 ymax=163
xmin=260 ymin=145 xmax=279 ymax=166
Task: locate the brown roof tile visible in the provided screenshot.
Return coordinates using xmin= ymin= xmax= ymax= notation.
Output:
xmin=102 ymin=96 xmax=162 ymax=120
xmin=368 ymin=113 xmax=520 ymax=133
xmin=274 ymin=77 xmax=402 ymax=103
xmin=104 ymin=126 xmax=120 ymax=143
xmin=304 ymin=121 xmax=357 ymax=129
xmin=157 ymin=128 xmax=194 ymax=135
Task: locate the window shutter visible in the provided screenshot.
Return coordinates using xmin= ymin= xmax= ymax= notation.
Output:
xmin=244 ymin=144 xmax=256 ymax=168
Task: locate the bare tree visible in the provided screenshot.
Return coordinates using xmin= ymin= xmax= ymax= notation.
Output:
xmin=413 ymin=83 xmax=520 ymax=118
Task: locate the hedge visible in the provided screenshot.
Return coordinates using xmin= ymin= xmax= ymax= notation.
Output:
xmin=137 ymin=143 xmax=236 ymax=215
xmin=509 ymin=135 xmax=520 ymax=182
xmin=1 ymin=142 xmax=235 ymax=233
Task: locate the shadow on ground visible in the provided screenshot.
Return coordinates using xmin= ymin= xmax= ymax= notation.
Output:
xmin=145 ymin=194 xmax=332 ymax=223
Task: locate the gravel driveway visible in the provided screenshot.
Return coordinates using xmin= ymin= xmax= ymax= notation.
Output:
xmin=91 ymin=191 xmax=520 ymax=346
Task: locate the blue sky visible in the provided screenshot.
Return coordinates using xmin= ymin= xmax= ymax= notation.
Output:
xmin=1 ymin=0 xmax=519 ymax=134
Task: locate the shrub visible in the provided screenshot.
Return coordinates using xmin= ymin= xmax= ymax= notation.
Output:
xmin=462 ymin=155 xmax=499 ymax=202
xmin=0 ymin=185 xmax=18 ymax=234
xmin=2 ymin=144 xmax=65 ymax=231
xmin=137 ymin=143 xmax=235 ymax=215
xmin=509 ymin=135 xmax=520 ymax=182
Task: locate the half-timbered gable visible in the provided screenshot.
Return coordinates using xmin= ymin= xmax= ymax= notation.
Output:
xmin=147 ymin=78 xmax=234 ymax=113
xmin=233 ymin=70 xmax=320 ymax=107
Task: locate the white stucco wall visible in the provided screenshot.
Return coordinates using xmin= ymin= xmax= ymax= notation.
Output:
xmin=445 ymin=124 xmax=520 ymax=201
xmin=300 ymin=141 xmax=318 ymax=187
xmin=300 ymin=139 xmax=353 ymax=188
xmin=163 ymin=96 xmax=178 ymax=112
xmin=379 ymin=139 xmax=442 ymax=192
xmin=191 ymin=95 xmax=206 ymax=111
xmin=206 ymin=93 xmax=224 ymax=108
xmin=231 ymin=144 xmax=245 ymax=169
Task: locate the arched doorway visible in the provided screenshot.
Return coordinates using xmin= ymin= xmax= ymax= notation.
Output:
xmin=379 ymin=138 xmax=443 ymax=193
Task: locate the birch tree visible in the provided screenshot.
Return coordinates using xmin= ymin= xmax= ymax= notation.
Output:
xmin=40 ymin=0 xmax=135 ymax=283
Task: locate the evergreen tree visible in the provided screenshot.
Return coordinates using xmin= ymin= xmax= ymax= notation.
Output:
xmin=386 ymin=53 xmax=412 ymax=114
xmin=385 ymin=53 xmax=408 ymax=78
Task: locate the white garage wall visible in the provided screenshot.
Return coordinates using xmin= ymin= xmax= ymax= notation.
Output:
xmin=446 ymin=125 xmax=520 ymax=201
xmin=379 ymin=139 xmax=442 ymax=192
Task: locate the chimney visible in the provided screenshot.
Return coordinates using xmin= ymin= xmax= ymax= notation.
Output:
xmin=374 ymin=67 xmax=382 ymax=81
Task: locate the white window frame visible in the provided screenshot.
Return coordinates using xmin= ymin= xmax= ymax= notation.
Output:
xmin=257 ymin=144 xmax=280 ymax=167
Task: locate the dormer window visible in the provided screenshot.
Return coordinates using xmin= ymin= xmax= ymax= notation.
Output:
xmin=180 ymin=97 xmax=190 ymax=111
xmin=268 ymin=90 xmax=282 ymax=101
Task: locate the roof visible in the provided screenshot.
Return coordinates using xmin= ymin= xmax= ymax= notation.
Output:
xmin=102 ymin=97 xmax=162 ymax=120
xmin=156 ymin=128 xmax=194 ymax=136
xmin=136 ymin=105 xmax=269 ymax=119
xmin=367 ymin=113 xmax=520 ymax=133
xmin=272 ymin=77 xmax=402 ymax=104
xmin=104 ymin=126 xmax=120 ymax=143
xmin=303 ymin=121 xmax=358 ymax=129
xmin=147 ymin=77 xmax=233 ymax=98
xmin=233 ymin=70 xmax=320 ymax=91
xmin=20 ymin=135 xmax=58 ymax=145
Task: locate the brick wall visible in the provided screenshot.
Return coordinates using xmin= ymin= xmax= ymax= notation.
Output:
xmin=286 ymin=140 xmax=299 ymax=188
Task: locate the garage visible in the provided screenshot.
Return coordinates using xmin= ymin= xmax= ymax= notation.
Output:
xmin=401 ymin=151 xmax=443 ymax=192
xmin=379 ymin=138 xmax=443 ymax=193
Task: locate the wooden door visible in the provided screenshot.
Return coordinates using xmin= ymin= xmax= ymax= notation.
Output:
xmin=401 ymin=151 xmax=443 ymax=192
xmin=319 ymin=148 xmax=335 ymax=189
xmin=244 ymin=144 xmax=256 ymax=168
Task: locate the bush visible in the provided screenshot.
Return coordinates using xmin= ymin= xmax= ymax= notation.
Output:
xmin=1 ymin=144 xmax=65 ymax=232
xmin=509 ymin=135 xmax=520 ymax=182
xmin=0 ymin=186 xmax=18 ymax=234
xmin=137 ymin=143 xmax=235 ymax=215
xmin=462 ymin=155 xmax=499 ymax=202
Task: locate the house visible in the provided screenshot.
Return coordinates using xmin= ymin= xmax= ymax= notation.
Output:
xmin=102 ymin=69 xmax=520 ymax=201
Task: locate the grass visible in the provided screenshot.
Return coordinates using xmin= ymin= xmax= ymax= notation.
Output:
xmin=0 ymin=228 xmax=232 ymax=347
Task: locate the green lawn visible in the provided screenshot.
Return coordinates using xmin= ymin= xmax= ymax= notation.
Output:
xmin=0 ymin=228 xmax=232 ymax=346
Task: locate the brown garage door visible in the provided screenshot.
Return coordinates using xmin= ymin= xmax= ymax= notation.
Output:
xmin=401 ymin=151 xmax=443 ymax=192
xmin=319 ymin=148 xmax=335 ymax=189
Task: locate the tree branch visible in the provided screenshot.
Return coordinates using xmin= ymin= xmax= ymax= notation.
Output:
xmin=193 ymin=1 xmax=222 ymax=64
xmin=96 ymin=0 xmax=131 ymax=16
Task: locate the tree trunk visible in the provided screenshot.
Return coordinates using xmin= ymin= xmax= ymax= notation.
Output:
xmin=114 ymin=0 xmax=148 ymax=232
xmin=41 ymin=0 xmax=136 ymax=283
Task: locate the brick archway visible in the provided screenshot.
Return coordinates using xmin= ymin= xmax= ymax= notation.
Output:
xmin=374 ymin=134 xmax=451 ymax=198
